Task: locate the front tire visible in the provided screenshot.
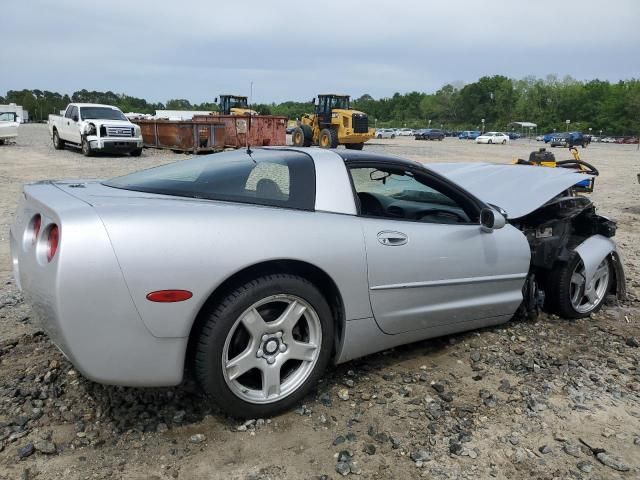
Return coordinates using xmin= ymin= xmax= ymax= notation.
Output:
xmin=52 ymin=129 xmax=64 ymax=150
xmin=81 ymin=137 xmax=92 ymax=157
xmin=194 ymin=274 xmax=334 ymax=418
xmin=130 ymin=148 xmax=143 ymax=157
xmin=547 ymin=253 xmax=612 ymax=319
xmin=319 ymin=128 xmax=338 ymax=148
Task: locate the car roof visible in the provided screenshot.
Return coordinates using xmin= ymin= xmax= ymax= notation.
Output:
xmin=335 ymin=149 xmax=424 ymax=170
xmin=71 ymin=103 xmax=121 ymax=109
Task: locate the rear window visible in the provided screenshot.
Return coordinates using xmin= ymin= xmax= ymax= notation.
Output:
xmin=103 ymin=149 xmax=316 ymax=210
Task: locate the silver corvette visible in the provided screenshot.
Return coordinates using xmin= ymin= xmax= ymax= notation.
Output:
xmin=10 ymin=147 xmax=625 ymax=417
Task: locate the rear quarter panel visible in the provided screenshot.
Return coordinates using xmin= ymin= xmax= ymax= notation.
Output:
xmin=96 ymin=199 xmax=370 ymax=338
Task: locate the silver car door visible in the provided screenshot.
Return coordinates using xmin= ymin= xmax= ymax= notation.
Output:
xmin=350 ymin=165 xmax=530 ymax=335
xmin=362 ymin=218 xmax=530 ymax=334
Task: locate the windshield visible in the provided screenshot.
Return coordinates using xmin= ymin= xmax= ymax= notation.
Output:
xmin=329 ymin=96 xmax=350 ymax=109
xmin=80 ymin=107 xmax=127 ymax=121
xmin=104 ymin=149 xmax=316 ymax=210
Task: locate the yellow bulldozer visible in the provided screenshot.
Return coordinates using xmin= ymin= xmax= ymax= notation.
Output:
xmin=291 ymin=94 xmax=374 ymax=150
xmin=215 ymin=95 xmax=258 ymax=116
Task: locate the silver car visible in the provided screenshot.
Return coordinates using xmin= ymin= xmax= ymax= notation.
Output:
xmin=375 ymin=128 xmax=396 ymax=139
xmin=10 ymin=148 xmax=625 ymax=417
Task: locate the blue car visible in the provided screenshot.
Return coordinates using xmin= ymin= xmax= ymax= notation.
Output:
xmin=543 ymin=133 xmax=554 ymax=143
xmin=458 ymin=130 xmax=482 ymax=140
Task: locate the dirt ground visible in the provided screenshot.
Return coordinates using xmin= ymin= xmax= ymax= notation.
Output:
xmin=0 ymin=125 xmax=638 ymax=480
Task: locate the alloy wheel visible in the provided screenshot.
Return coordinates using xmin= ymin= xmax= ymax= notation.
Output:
xmin=222 ymin=294 xmax=322 ymax=404
xmin=569 ymin=258 xmax=610 ymax=314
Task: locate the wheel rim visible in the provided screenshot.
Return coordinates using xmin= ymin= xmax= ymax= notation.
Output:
xmin=82 ymin=139 xmax=89 ymax=154
xmin=53 ymin=132 xmax=59 ymax=146
xmin=320 ymin=134 xmax=329 ymax=147
xmin=222 ymin=294 xmax=322 ymax=404
xmin=569 ymin=258 xmax=609 ymax=313
xmin=293 ymin=131 xmax=302 ymax=145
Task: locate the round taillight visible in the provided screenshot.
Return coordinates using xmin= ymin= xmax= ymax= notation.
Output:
xmin=47 ymin=225 xmax=60 ymax=262
xmin=32 ymin=214 xmax=41 ymax=245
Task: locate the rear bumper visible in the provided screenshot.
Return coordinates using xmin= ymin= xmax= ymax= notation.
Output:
xmin=10 ymin=187 xmax=186 ymax=386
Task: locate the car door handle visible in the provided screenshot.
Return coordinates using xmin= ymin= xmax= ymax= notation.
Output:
xmin=377 ymin=231 xmax=408 ymax=246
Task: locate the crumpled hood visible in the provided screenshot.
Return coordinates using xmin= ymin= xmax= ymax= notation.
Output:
xmin=427 ymin=163 xmax=593 ymax=219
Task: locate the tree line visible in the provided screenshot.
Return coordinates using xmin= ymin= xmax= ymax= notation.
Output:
xmin=2 ymin=75 xmax=639 ymax=135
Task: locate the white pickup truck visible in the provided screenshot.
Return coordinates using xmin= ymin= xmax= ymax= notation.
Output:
xmin=0 ymin=111 xmax=19 ymax=145
xmin=48 ymin=103 xmax=143 ymax=156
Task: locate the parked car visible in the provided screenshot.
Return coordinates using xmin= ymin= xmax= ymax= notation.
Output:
xmin=550 ymin=132 xmax=588 ymax=148
xmin=10 ymin=147 xmax=625 ymax=417
xmin=507 ymin=132 xmax=521 ymax=140
xmin=459 ymin=130 xmax=481 ymax=140
xmin=601 ymin=137 xmax=617 ymax=143
xmin=396 ymin=128 xmax=414 ymax=137
xmin=0 ymin=111 xmax=19 ymax=145
xmin=415 ymin=128 xmax=445 ymax=141
xmin=543 ymin=133 xmax=554 ymax=143
xmin=48 ymin=103 xmax=144 ymax=156
xmin=476 ymin=132 xmax=510 ymax=144
xmin=535 ymin=135 xmax=544 ymax=141
xmin=375 ymin=128 xmax=396 ymax=139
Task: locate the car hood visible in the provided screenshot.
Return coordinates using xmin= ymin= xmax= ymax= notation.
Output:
xmin=427 ymin=163 xmax=593 ymax=219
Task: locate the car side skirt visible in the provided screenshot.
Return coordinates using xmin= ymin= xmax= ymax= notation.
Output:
xmin=334 ymin=314 xmax=512 ymax=364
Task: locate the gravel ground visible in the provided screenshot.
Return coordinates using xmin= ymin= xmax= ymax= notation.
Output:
xmin=0 ymin=125 xmax=638 ymax=480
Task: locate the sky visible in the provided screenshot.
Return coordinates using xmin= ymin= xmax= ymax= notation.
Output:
xmin=2 ymin=0 xmax=640 ymax=104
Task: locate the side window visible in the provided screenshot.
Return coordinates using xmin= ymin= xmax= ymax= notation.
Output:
xmin=67 ymin=106 xmax=78 ymax=120
xmin=349 ymin=167 xmax=477 ymax=225
xmin=64 ymin=107 xmax=73 ymax=119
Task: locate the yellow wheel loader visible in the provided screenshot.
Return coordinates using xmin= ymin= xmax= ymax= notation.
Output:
xmin=215 ymin=95 xmax=258 ymax=116
xmin=291 ymin=94 xmax=374 ymax=150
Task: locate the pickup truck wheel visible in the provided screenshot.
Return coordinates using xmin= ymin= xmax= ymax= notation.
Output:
xmin=194 ymin=274 xmax=333 ymax=418
xmin=547 ymin=253 xmax=612 ymax=319
xmin=130 ymin=148 xmax=143 ymax=157
xmin=52 ymin=130 xmax=64 ymax=150
xmin=81 ymin=137 xmax=93 ymax=157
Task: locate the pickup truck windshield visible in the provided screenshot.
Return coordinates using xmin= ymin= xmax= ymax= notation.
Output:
xmin=80 ymin=107 xmax=127 ymax=121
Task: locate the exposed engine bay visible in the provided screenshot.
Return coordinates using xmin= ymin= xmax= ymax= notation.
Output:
xmin=512 ymin=187 xmax=623 ymax=319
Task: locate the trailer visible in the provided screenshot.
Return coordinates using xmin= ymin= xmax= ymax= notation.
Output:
xmin=133 ymin=114 xmax=286 ymax=153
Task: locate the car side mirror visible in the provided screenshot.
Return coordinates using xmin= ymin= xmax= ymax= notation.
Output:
xmin=72 ymin=115 xmax=79 ymax=122
xmin=480 ymin=207 xmax=506 ymax=232
xmin=311 ymin=98 xmax=315 ymax=105
xmin=214 ymin=97 xmax=218 ymax=103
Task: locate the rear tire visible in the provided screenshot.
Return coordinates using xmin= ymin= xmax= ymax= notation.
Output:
xmin=194 ymin=274 xmax=334 ymax=418
xmin=546 ymin=253 xmax=612 ymax=319
xmin=319 ymin=128 xmax=338 ymax=148
xmin=52 ymin=129 xmax=64 ymax=150
xmin=345 ymin=143 xmax=364 ymax=150
xmin=292 ymin=127 xmax=306 ymax=147
xmin=488 ymin=139 xmax=493 ymax=144
xmin=81 ymin=137 xmax=92 ymax=157
xmin=502 ymin=140 xmax=507 ymax=144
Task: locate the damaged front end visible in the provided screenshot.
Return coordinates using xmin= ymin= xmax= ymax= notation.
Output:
xmin=512 ymin=193 xmax=626 ymax=317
